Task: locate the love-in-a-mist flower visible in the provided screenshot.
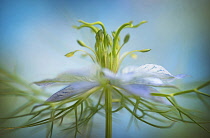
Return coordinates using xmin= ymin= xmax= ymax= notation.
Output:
xmin=33 ymin=20 xmax=189 ymax=137
xmin=35 ymin=64 xmax=185 ymax=104
xmin=2 ymin=20 xmax=209 ymax=138
xmin=35 ymin=20 xmax=185 ymax=105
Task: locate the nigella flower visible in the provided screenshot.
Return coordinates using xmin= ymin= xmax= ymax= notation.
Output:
xmin=103 ymin=64 xmax=187 ymax=104
xmin=34 ymin=64 xmax=185 ymax=104
xmin=2 ymin=20 xmax=209 ymax=138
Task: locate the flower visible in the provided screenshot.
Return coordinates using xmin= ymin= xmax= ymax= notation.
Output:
xmin=34 ymin=64 xmax=185 ymax=104
xmin=2 ymin=20 xmax=209 ymax=138
xmin=32 ymin=20 xmax=190 ymax=137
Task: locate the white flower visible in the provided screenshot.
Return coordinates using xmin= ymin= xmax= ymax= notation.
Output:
xmin=35 ymin=64 xmax=186 ymax=104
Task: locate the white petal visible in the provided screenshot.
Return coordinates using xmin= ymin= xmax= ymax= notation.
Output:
xmin=174 ymin=74 xmax=188 ymax=79
xmin=135 ymin=77 xmax=177 ymax=88
xmin=120 ymin=64 xmax=174 ymax=81
xmin=120 ymin=84 xmax=171 ymax=104
xmin=121 ymin=66 xmax=139 ymax=74
xmin=46 ymin=81 xmax=99 ymax=102
xmin=34 ymin=66 xmax=99 ymax=87
xmin=58 ymin=66 xmax=98 ymax=77
xmin=164 ymin=74 xmax=188 ymax=83
xmin=120 ymin=84 xmax=158 ymax=98
xmin=120 ymin=66 xmax=139 ymax=82
xmin=102 ymin=68 xmax=117 ymax=79
xmin=121 ymin=64 xmax=184 ymax=83
xmin=118 ymin=73 xmax=135 ymax=82
xmin=137 ymin=64 xmax=173 ymax=79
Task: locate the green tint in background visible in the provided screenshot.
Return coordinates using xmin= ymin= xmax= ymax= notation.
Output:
xmin=0 ymin=0 xmax=210 ymax=137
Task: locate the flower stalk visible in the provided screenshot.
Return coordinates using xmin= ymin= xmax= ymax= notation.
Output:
xmin=104 ymin=86 xmax=112 ymax=138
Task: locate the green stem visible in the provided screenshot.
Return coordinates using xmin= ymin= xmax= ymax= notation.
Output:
xmin=105 ymin=86 xmax=112 ymax=138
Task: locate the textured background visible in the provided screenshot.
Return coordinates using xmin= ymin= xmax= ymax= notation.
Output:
xmin=0 ymin=0 xmax=210 ymax=137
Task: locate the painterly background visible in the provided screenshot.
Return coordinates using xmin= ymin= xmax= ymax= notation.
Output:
xmin=0 ymin=0 xmax=210 ymax=137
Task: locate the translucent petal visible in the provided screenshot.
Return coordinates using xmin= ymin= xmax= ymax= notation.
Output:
xmin=122 ymin=64 xmax=172 ymax=78
xmin=58 ymin=67 xmax=96 ymax=77
xmin=46 ymin=81 xmax=99 ymax=102
xmin=121 ymin=64 xmax=185 ymax=82
xmin=134 ymin=77 xmax=177 ymax=88
xmin=118 ymin=73 xmax=134 ymax=82
xmin=102 ymin=65 xmax=183 ymax=93
xmin=120 ymin=84 xmax=159 ymax=98
xmin=136 ymin=64 xmax=174 ymax=79
xmin=121 ymin=66 xmax=139 ymax=74
xmin=120 ymin=84 xmax=171 ymax=104
xmin=174 ymin=74 xmax=188 ymax=79
xmin=138 ymin=64 xmax=172 ymax=75
xmin=102 ymin=68 xmax=117 ymax=79
xmin=34 ymin=65 xmax=99 ymax=87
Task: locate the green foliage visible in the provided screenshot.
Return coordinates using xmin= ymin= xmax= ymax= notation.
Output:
xmin=0 ymin=68 xmax=209 ymax=137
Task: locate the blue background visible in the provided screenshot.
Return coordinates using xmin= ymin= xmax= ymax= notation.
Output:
xmin=0 ymin=0 xmax=210 ymax=137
